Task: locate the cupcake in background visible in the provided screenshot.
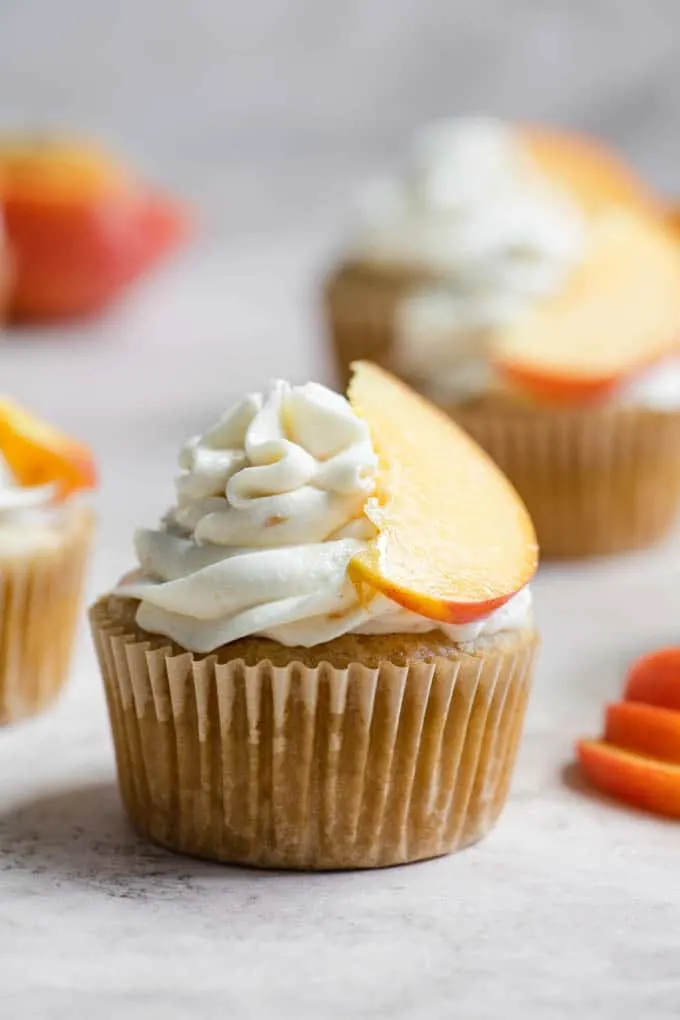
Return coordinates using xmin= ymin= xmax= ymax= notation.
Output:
xmin=325 ymin=118 xmax=680 ymax=558
xmin=0 ymin=136 xmax=189 ymax=322
xmin=0 ymin=398 xmax=96 ymax=723
xmin=90 ymin=362 xmax=538 ymax=870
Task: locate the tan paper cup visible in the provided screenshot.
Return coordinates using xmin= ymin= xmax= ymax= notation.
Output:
xmin=90 ymin=596 xmax=538 ymax=870
xmin=452 ymin=400 xmax=680 ymax=558
xmin=0 ymin=503 xmax=93 ymax=724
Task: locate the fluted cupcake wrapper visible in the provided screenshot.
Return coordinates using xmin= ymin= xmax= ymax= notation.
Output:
xmin=453 ymin=402 xmax=680 ymax=558
xmin=0 ymin=505 xmax=93 ymax=724
xmin=90 ymin=599 xmax=537 ymax=870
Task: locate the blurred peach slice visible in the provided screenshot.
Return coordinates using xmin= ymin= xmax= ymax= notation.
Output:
xmin=347 ymin=361 xmax=537 ymax=624
xmin=0 ymin=397 xmax=96 ymax=498
xmin=624 ymin=647 xmax=680 ymax=711
xmin=604 ymin=701 xmax=680 ymax=766
xmin=577 ymin=739 xmax=680 ymax=819
xmin=492 ymin=209 xmax=680 ymax=404
xmin=524 ymin=127 xmax=660 ymax=217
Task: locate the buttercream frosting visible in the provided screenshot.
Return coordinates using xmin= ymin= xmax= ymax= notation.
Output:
xmin=120 ymin=380 xmax=532 ymax=652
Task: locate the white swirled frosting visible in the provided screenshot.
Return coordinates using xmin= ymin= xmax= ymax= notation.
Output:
xmin=119 ymin=380 xmax=532 ymax=652
xmin=0 ymin=454 xmax=59 ymax=554
xmin=351 ymin=118 xmax=586 ymax=400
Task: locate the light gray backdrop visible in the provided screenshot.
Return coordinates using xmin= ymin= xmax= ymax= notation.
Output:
xmin=0 ymin=0 xmax=677 ymax=240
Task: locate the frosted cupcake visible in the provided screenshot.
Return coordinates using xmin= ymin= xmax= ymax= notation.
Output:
xmin=90 ymin=362 xmax=538 ymax=870
xmin=325 ymin=118 xmax=680 ymax=557
xmin=0 ymin=399 xmax=95 ymax=723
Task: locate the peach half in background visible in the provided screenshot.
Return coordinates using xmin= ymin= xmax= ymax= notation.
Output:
xmin=0 ymin=136 xmax=189 ymax=322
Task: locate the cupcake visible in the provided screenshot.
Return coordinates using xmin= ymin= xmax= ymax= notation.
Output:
xmin=325 ymin=118 xmax=680 ymax=557
xmin=0 ymin=398 xmax=96 ymax=723
xmin=90 ymin=362 xmax=538 ymax=870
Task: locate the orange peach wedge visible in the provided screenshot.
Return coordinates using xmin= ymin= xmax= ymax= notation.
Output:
xmin=0 ymin=397 xmax=96 ymax=498
xmin=347 ymin=361 xmax=538 ymax=624
xmin=492 ymin=209 xmax=680 ymax=405
xmin=524 ymin=127 xmax=660 ymax=218
xmin=577 ymin=739 xmax=680 ymax=819
xmin=624 ymin=647 xmax=680 ymax=711
xmin=604 ymin=701 xmax=680 ymax=766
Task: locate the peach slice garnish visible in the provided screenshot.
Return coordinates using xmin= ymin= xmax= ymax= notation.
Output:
xmin=0 ymin=398 xmax=96 ymax=498
xmin=604 ymin=701 xmax=680 ymax=766
xmin=347 ymin=361 xmax=537 ymax=624
xmin=577 ymin=739 xmax=680 ymax=819
xmin=492 ymin=209 xmax=680 ymax=404
xmin=624 ymin=648 xmax=680 ymax=711
xmin=524 ymin=127 xmax=660 ymax=218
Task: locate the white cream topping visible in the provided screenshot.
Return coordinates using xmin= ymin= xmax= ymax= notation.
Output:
xmin=0 ymin=454 xmax=60 ymax=555
xmin=351 ymin=118 xmax=586 ymax=401
xmin=0 ymin=455 xmax=53 ymax=517
xmin=613 ymin=357 xmax=680 ymax=410
xmin=120 ymin=380 xmax=532 ymax=652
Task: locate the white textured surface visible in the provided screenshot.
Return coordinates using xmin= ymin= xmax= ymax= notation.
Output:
xmin=2 ymin=1 xmax=680 ymax=1017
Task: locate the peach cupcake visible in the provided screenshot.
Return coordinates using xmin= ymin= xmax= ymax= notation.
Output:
xmin=89 ymin=362 xmax=538 ymax=870
xmin=0 ymin=399 xmax=96 ymax=723
xmin=325 ymin=118 xmax=680 ymax=557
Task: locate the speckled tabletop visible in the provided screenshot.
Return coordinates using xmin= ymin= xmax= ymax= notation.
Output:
xmin=2 ymin=2 xmax=680 ymax=1017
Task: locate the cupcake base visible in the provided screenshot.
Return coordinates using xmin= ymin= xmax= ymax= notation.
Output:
xmin=90 ymin=596 xmax=538 ymax=870
xmin=0 ymin=504 xmax=93 ymax=724
xmin=453 ymin=399 xmax=680 ymax=558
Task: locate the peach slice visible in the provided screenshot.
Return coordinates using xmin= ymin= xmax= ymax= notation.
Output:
xmin=0 ymin=398 xmax=96 ymax=498
xmin=604 ymin=701 xmax=680 ymax=765
xmin=524 ymin=127 xmax=660 ymax=218
xmin=624 ymin=648 xmax=680 ymax=711
xmin=347 ymin=361 xmax=537 ymax=623
xmin=577 ymin=739 xmax=680 ymax=819
xmin=492 ymin=209 xmax=680 ymax=404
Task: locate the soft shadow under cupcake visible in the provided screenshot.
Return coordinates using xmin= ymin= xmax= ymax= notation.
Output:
xmin=0 ymin=781 xmax=240 ymax=894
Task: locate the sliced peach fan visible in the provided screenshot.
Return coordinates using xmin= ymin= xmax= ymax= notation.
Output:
xmin=575 ymin=646 xmax=680 ymax=818
xmin=347 ymin=362 xmax=537 ymax=624
xmin=0 ymin=397 xmax=96 ymax=498
xmin=492 ymin=209 xmax=680 ymax=405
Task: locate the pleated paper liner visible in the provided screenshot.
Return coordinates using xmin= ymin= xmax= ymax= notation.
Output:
xmin=90 ymin=596 xmax=538 ymax=870
xmin=452 ymin=399 xmax=680 ymax=558
xmin=0 ymin=503 xmax=93 ymax=724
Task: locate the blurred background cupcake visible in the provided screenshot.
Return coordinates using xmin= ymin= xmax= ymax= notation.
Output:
xmin=325 ymin=118 xmax=680 ymax=557
xmin=0 ymin=399 xmax=95 ymax=723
